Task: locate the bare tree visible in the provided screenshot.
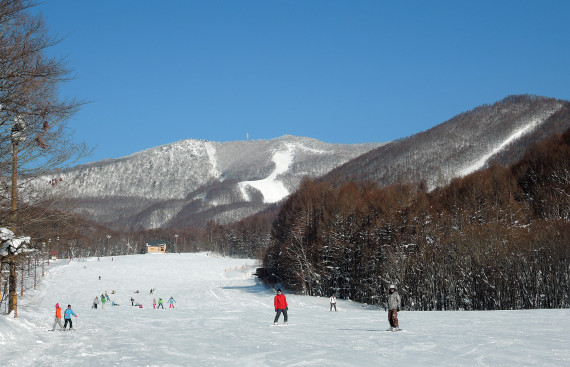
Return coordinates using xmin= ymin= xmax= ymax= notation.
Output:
xmin=0 ymin=0 xmax=88 ymax=224
xmin=0 ymin=0 xmax=88 ymax=316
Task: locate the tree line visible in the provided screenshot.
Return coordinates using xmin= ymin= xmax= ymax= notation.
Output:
xmin=262 ymin=129 xmax=570 ymax=310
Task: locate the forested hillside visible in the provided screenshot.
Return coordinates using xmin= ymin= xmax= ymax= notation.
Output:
xmin=262 ymin=128 xmax=570 ymax=310
xmin=324 ymin=95 xmax=569 ymax=190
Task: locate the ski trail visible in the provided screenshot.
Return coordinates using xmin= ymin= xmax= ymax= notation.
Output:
xmin=459 ymin=106 xmax=562 ymax=177
xmin=238 ymin=143 xmax=294 ymax=203
xmin=205 ymin=141 xmax=220 ymax=178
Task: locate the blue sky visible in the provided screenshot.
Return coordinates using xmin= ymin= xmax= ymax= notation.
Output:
xmin=33 ymin=1 xmax=570 ymax=164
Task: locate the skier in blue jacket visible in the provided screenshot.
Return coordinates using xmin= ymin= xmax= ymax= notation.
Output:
xmin=63 ymin=304 xmax=77 ymax=330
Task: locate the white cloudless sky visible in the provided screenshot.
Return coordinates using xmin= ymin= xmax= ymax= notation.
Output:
xmin=33 ymin=0 xmax=570 ymax=164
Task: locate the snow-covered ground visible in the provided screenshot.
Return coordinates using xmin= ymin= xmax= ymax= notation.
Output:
xmin=1 ymin=253 xmax=568 ymax=366
xmin=238 ymin=143 xmax=294 ymax=203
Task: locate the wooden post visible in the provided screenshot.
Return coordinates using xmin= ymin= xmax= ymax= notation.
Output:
xmin=8 ymin=257 xmax=17 ymax=318
xmin=20 ymin=258 xmax=24 ymax=297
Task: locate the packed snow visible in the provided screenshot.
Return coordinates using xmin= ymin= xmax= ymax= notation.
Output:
xmin=1 ymin=253 xmax=568 ymax=366
xmin=238 ymin=143 xmax=294 ymax=203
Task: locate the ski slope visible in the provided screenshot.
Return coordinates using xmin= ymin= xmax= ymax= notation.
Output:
xmin=1 ymin=253 xmax=569 ymax=366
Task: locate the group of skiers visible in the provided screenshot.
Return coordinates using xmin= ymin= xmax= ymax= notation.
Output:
xmin=51 ymin=303 xmax=77 ymax=331
xmin=52 ymin=286 xmax=399 ymax=331
xmin=152 ymin=296 xmax=176 ymax=309
xmin=274 ymin=284 xmax=402 ymax=331
xmin=93 ymin=291 xmax=118 ymax=309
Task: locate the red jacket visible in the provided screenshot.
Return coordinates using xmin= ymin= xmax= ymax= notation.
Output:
xmin=274 ymin=294 xmax=288 ymax=310
xmin=55 ymin=306 xmax=61 ymax=319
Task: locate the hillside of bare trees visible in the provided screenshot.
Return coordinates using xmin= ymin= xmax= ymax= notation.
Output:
xmin=324 ymin=95 xmax=570 ymax=190
xmin=261 ymin=128 xmax=570 ymax=310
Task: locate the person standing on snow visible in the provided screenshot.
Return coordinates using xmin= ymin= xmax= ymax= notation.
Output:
xmin=93 ymin=296 xmax=100 ymax=309
xmin=387 ymin=284 xmax=401 ymax=331
xmin=273 ymin=289 xmax=288 ymax=325
xmin=63 ymin=305 xmax=77 ymax=330
xmin=157 ymin=297 xmax=164 ymax=309
xmin=168 ymin=296 xmax=176 ymax=308
xmin=153 ymin=297 xmax=157 ymax=309
xmin=51 ymin=303 xmax=63 ymax=331
xmin=330 ymin=293 xmax=337 ymax=312
xmin=100 ymin=294 xmax=106 ymax=309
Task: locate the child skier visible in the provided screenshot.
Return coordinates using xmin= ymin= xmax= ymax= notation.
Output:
xmin=93 ymin=296 xmax=100 ymax=309
xmin=273 ymin=289 xmax=288 ymax=325
xmin=100 ymin=294 xmax=106 ymax=309
xmin=63 ymin=305 xmax=77 ymax=330
xmin=387 ymin=284 xmax=401 ymax=331
xmin=157 ymin=297 xmax=164 ymax=309
xmin=51 ymin=303 xmax=63 ymax=331
xmin=153 ymin=298 xmax=157 ymax=309
xmin=168 ymin=296 xmax=176 ymax=308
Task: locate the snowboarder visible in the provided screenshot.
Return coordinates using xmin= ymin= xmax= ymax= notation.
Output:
xmin=51 ymin=303 xmax=63 ymax=331
xmin=330 ymin=293 xmax=337 ymax=312
xmin=63 ymin=305 xmax=77 ymax=330
xmin=168 ymin=296 xmax=176 ymax=308
xmin=92 ymin=296 xmax=100 ymax=309
xmin=153 ymin=298 xmax=157 ymax=309
xmin=101 ymin=294 xmax=106 ymax=309
xmin=387 ymin=284 xmax=401 ymax=331
xmin=157 ymin=297 xmax=164 ymax=309
xmin=273 ymin=289 xmax=288 ymax=325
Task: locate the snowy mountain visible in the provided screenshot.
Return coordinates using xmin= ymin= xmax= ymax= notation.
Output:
xmin=29 ymin=136 xmax=382 ymax=230
xmin=324 ymin=95 xmax=570 ymax=190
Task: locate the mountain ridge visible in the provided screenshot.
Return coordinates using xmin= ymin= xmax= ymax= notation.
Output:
xmin=30 ymin=135 xmax=383 ymax=229
xmin=323 ymin=95 xmax=569 ymax=190
xmin=28 ymin=94 xmax=570 ymax=230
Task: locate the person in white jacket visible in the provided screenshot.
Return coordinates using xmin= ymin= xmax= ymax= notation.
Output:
xmin=387 ymin=284 xmax=401 ymax=331
xmin=330 ymin=294 xmax=337 ymax=312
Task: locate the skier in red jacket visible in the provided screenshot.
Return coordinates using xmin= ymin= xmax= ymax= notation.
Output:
xmin=273 ymin=289 xmax=288 ymax=325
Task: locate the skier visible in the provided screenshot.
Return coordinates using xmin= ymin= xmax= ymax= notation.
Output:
xmin=273 ymin=289 xmax=288 ymax=325
xmin=63 ymin=305 xmax=77 ymax=330
xmin=51 ymin=303 xmax=63 ymax=331
xmin=130 ymin=297 xmax=135 ymax=306
xmin=105 ymin=291 xmax=110 ymax=302
xmin=101 ymin=294 xmax=106 ymax=309
xmin=92 ymin=296 xmax=100 ymax=309
xmin=168 ymin=296 xmax=176 ymax=308
xmin=157 ymin=297 xmax=164 ymax=309
xmin=330 ymin=293 xmax=337 ymax=312
xmin=153 ymin=298 xmax=157 ymax=309
xmin=387 ymin=284 xmax=401 ymax=331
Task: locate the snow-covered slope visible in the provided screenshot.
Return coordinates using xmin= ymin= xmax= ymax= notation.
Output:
xmin=28 ymin=136 xmax=381 ymax=229
xmin=325 ymin=95 xmax=569 ymax=190
xmin=2 ymin=254 xmax=568 ymax=366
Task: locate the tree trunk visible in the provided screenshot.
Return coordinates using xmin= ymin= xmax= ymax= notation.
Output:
xmin=8 ymin=258 xmax=17 ymax=317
